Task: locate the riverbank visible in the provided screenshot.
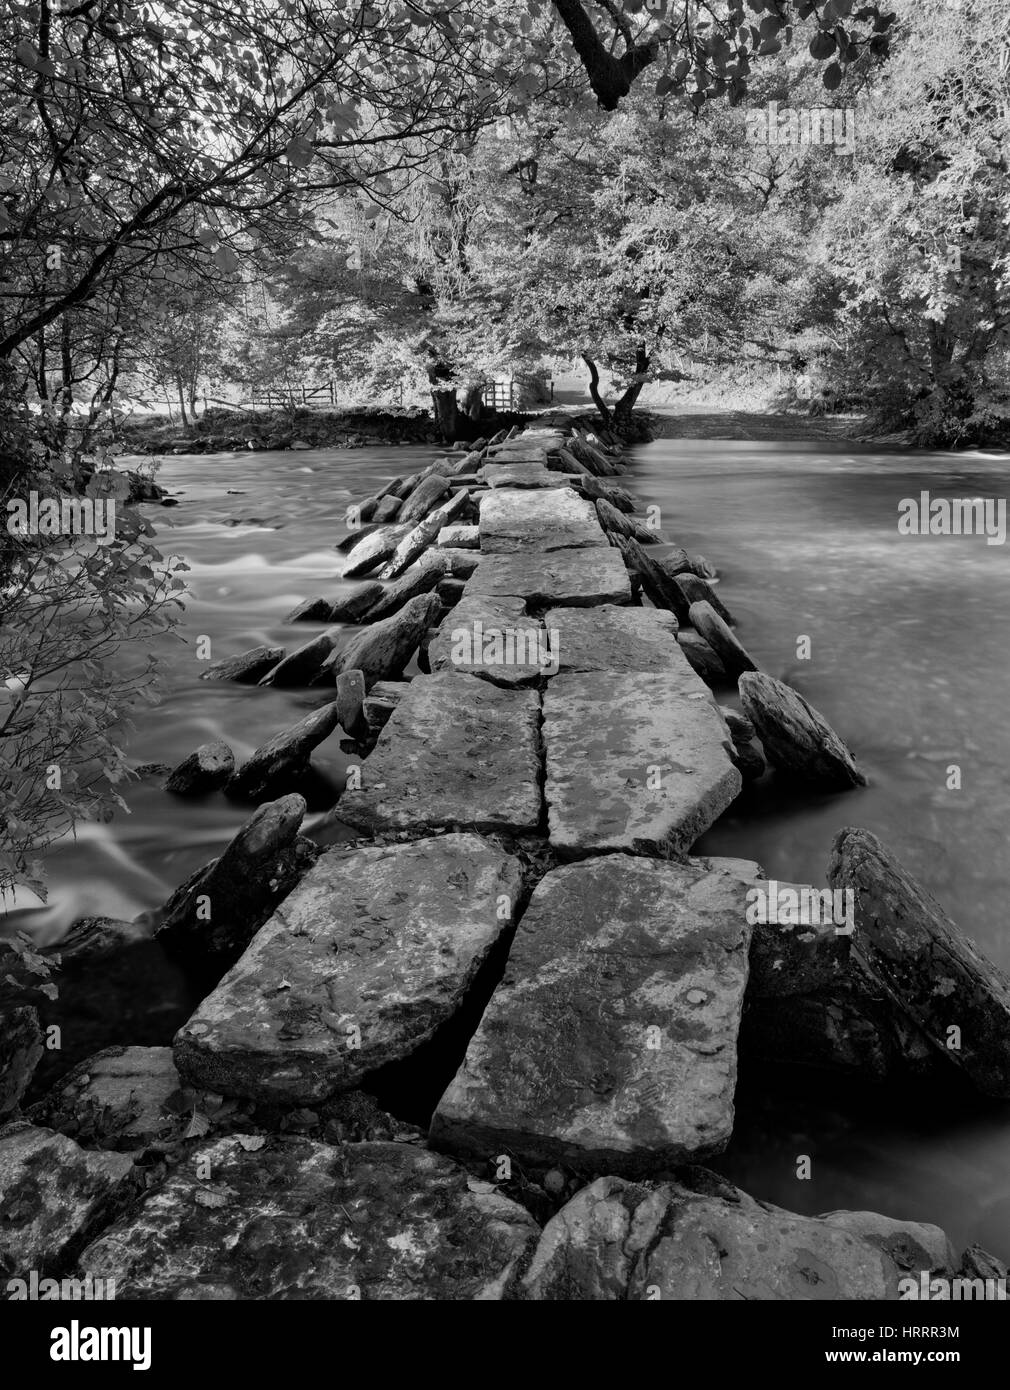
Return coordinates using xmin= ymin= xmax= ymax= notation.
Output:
xmin=3 ymin=412 xmax=1009 ymax=1298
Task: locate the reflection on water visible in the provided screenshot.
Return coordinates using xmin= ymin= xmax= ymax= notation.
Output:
xmin=30 ymin=432 xmax=1010 ymax=1260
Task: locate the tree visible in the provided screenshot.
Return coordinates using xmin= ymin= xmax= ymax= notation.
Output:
xmin=0 ymin=376 xmax=186 ymax=896
xmin=808 ymin=0 xmax=1010 ymax=441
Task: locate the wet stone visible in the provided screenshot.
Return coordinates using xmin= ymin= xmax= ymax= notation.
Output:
xmin=337 ymin=672 xmax=541 ymax=837
xmin=543 ymin=604 xmax=683 ymax=674
xmin=464 ymin=549 xmax=631 ymax=608
xmin=430 ymin=855 xmax=752 ymax=1175
xmin=174 ymin=834 xmax=523 ymax=1105
xmin=478 ymin=488 xmax=608 ymax=553
xmin=80 ymin=1136 xmax=539 ymax=1300
xmin=0 ymin=1123 xmax=134 ymax=1270
xmin=543 ymin=672 xmax=742 ymax=856
xmin=428 ymin=596 xmax=547 ymax=688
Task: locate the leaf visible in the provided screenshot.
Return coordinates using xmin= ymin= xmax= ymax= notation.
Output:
xmin=285 ymin=135 xmax=314 ymax=169
xmin=823 ymin=62 xmax=843 ymax=91
xmin=15 ymin=39 xmax=40 ymax=70
xmin=184 ymin=1111 xmax=211 ymax=1139
xmin=237 ymin=1134 xmax=266 ymax=1151
xmin=809 ymin=31 xmax=836 ymax=60
xmin=213 ymin=245 xmax=240 ymax=273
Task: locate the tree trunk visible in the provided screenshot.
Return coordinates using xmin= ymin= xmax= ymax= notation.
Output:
xmin=59 ymin=316 xmax=73 ymax=412
xmin=614 ymin=344 xmax=650 ymax=423
xmin=177 ymin=375 xmax=190 ymax=429
xmin=36 ymin=328 xmax=48 ymax=400
xmin=461 ymin=382 xmax=484 ymax=421
xmin=430 ymin=389 xmax=459 ymax=442
xmin=581 ymin=354 xmax=612 ymax=426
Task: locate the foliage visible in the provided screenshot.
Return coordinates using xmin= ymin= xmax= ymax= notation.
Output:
xmin=0 ymin=376 xmax=186 ymax=895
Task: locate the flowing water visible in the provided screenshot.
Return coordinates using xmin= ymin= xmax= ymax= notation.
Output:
xmin=22 ymin=429 xmax=1010 ymax=1260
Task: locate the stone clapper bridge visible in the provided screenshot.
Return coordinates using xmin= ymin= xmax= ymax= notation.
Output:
xmin=176 ymin=422 xmax=753 ymax=1179
xmin=24 ymin=419 xmax=985 ymax=1300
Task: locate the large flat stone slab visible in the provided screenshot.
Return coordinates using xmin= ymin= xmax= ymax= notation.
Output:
xmin=485 ymin=446 xmax=549 ymax=465
xmin=337 ymin=672 xmax=541 ymax=835
xmin=30 ymin=1047 xmax=192 ymax=1152
xmin=544 ymin=604 xmax=688 ymax=675
xmin=430 ymin=856 xmax=751 ymax=1174
xmin=464 ymin=549 xmax=631 ymax=608
xmin=481 ymin=463 xmax=558 ymax=489
xmin=428 ymin=596 xmax=548 ymax=687
xmin=174 ymin=834 xmax=522 ymax=1103
xmin=479 ymin=488 xmax=607 ymax=553
xmin=81 ymin=1137 xmax=539 ymax=1300
xmin=0 ymin=1124 xmax=134 ymax=1269
xmin=543 ymin=673 xmax=741 ymax=855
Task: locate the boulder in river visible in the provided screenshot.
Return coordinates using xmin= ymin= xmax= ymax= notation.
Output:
xmin=739 ymin=671 xmax=866 ymax=790
xmin=677 ymin=631 xmax=730 ymax=686
xmin=595 ymin=497 xmax=662 ymax=544
xmin=370 ymin=493 xmax=403 ymax=523
xmin=259 ymin=630 xmax=339 ymax=687
xmin=397 ymin=472 xmax=451 ymax=523
xmin=156 ymin=794 xmax=318 ymax=978
xmin=163 ymin=740 xmax=235 ymax=796
xmin=611 ymin=534 xmax=691 ymax=623
xmin=322 ymin=591 xmax=441 ymax=690
xmin=575 ymin=474 xmax=636 ymax=513
xmin=377 ymin=491 xmax=469 ymax=581
xmin=227 ymin=704 xmax=342 ymax=801
xmin=0 ymin=1122 xmax=135 ymax=1271
xmin=828 ymin=827 xmax=1010 ymax=1097
xmin=80 ymin=1136 xmax=538 ymax=1299
xmin=688 ymin=601 xmax=757 ymax=678
xmin=355 ymin=551 xmax=445 ymax=624
xmin=335 ymin=669 xmax=368 ymax=739
xmin=283 ymin=596 xmax=334 ymax=624
xmin=199 ymin=645 xmax=285 ymax=684
xmin=677 ymin=573 xmax=734 ymax=625
xmin=341 ymin=523 xmax=411 ymax=579
xmin=328 ymin=582 xmax=384 ymax=624
xmin=743 ymin=957 xmax=950 ymax=1083
xmin=519 ymin=1169 xmax=959 ymax=1300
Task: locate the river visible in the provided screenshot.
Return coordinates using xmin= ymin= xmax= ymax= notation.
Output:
xmin=30 ymin=427 xmax=1010 ymax=1261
